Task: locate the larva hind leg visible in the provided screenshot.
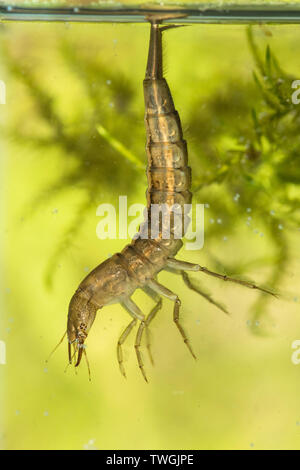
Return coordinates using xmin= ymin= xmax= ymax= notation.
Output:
xmin=164 ymin=265 xmax=229 ymax=315
xmin=147 ymin=279 xmax=196 ymax=360
xmin=166 ymin=258 xmax=276 ymax=297
xmin=181 ymin=272 xmax=229 ymax=315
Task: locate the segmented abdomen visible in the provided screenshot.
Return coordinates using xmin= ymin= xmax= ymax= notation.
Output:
xmin=120 ymin=76 xmax=191 ymax=286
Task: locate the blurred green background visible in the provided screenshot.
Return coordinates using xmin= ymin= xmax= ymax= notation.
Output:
xmin=1 ymin=20 xmax=300 ymax=450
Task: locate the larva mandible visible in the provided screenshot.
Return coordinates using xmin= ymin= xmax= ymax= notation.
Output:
xmin=66 ymin=15 xmax=275 ymax=382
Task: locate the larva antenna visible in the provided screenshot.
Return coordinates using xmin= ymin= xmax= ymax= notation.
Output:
xmin=46 ymin=330 xmax=67 ymax=364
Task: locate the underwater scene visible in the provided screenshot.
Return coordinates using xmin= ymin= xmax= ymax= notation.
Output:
xmin=1 ymin=0 xmax=300 ymax=452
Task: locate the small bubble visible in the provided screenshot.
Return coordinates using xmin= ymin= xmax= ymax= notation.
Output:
xmin=209 ymin=218 xmax=215 ymax=224
xmin=247 ymin=216 xmax=252 ymax=221
xmin=109 ymin=102 xmax=114 ymax=108
xmin=84 ymin=266 xmax=89 ymax=272
xmin=294 ymin=297 xmax=299 ymax=303
xmin=250 ymin=442 xmax=255 ymax=448
xmin=278 ymin=224 xmax=284 ymax=230
xmin=246 ymin=208 xmax=252 ymax=213
xmin=7 ymin=6 xmax=12 ymax=11
xmin=223 ymin=236 xmax=228 ymax=241
xmin=270 ymin=210 xmax=275 ymax=216
xmin=43 ymin=410 xmax=49 ymax=417
xmin=52 ymin=208 xmax=58 ymax=214
xmin=44 ymin=368 xmax=48 ymax=374
xmin=260 ymin=232 xmax=264 ymax=237
xmin=204 ymin=203 xmax=210 ymax=209
xmin=233 ymin=193 xmax=240 ymax=202
xmin=246 ymin=320 xmax=252 ymax=326
xmin=217 ymin=218 xmax=222 ymax=224
xmin=253 ymin=229 xmax=259 ymax=234
xmin=296 ymin=421 xmax=300 ymax=426
xmin=106 ymin=80 xmax=111 ymax=85
xmin=196 ymin=319 xmax=200 ymax=325
xmin=73 ymin=7 xmax=79 ymax=12
xmin=255 ymin=321 xmax=260 ymax=326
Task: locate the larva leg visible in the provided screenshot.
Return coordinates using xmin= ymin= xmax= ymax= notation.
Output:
xmin=122 ymin=297 xmax=148 ymax=382
xmin=135 ymin=322 xmax=149 ymax=383
xmin=181 ymin=271 xmax=229 ymax=315
xmin=147 ymin=279 xmax=196 ymax=360
xmin=167 ymin=259 xmax=200 ymax=272
xmin=117 ymin=318 xmax=137 ymax=378
xmin=142 ymin=286 xmax=163 ymax=364
xmin=164 ymin=266 xmax=229 ymax=315
xmin=167 ymin=259 xmax=276 ymax=297
xmin=140 ymin=286 xmax=163 ymax=365
xmin=121 ymin=297 xmax=145 ymax=321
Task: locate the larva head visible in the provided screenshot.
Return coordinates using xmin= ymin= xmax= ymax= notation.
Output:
xmin=67 ymin=290 xmax=98 ymax=367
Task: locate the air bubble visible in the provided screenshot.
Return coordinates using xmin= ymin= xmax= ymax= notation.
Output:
xmin=278 ymin=224 xmax=284 ymax=230
xmin=217 ymin=218 xmax=222 ymax=224
xmin=233 ymin=193 xmax=240 ymax=202
xmin=209 ymin=218 xmax=215 ymax=224
xmin=246 ymin=208 xmax=252 ymax=213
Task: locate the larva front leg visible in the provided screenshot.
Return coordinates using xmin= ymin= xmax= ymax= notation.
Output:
xmin=147 ymin=279 xmax=197 ymax=360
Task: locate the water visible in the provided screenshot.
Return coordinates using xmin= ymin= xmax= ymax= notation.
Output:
xmin=2 ymin=2 xmax=300 ymax=24
xmin=1 ymin=2 xmax=300 ymax=451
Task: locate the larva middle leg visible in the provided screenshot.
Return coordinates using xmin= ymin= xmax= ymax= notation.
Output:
xmin=117 ymin=319 xmax=137 ymax=378
xmin=142 ymin=285 xmax=163 ymax=364
xmin=147 ymin=279 xmax=197 ymax=360
xmin=134 ymin=298 xmax=163 ymax=382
